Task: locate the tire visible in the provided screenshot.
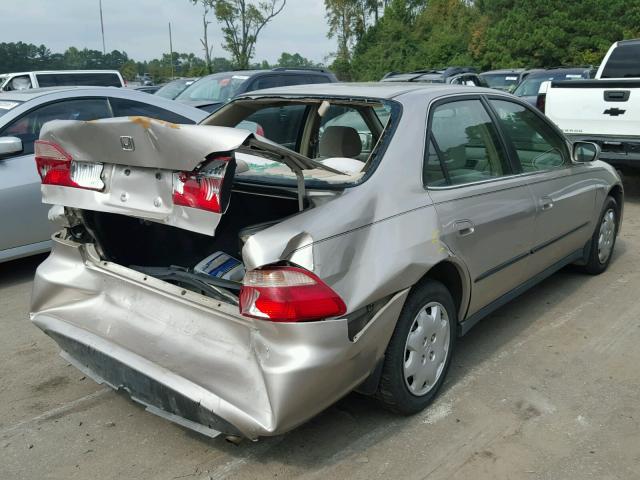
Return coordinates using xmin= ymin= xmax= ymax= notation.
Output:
xmin=583 ymin=196 xmax=619 ymax=275
xmin=376 ymin=280 xmax=457 ymax=415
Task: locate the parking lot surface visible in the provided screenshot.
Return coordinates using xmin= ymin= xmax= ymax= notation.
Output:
xmin=2 ymin=173 xmax=640 ymax=480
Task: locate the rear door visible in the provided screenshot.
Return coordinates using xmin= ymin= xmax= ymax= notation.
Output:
xmin=0 ymin=98 xmax=112 ymax=254
xmin=488 ymin=98 xmax=596 ymax=272
xmin=425 ymin=97 xmax=537 ymax=316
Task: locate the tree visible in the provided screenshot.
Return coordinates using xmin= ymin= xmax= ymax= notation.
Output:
xmin=212 ymin=0 xmax=287 ymax=69
xmin=276 ymin=52 xmax=318 ymax=68
xmin=190 ymin=0 xmax=215 ymax=73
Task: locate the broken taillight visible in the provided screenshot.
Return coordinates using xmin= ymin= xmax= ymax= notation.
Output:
xmin=239 ymin=266 xmax=347 ymax=322
xmin=172 ymin=155 xmax=235 ymax=214
xmin=35 ymin=140 xmax=104 ymax=191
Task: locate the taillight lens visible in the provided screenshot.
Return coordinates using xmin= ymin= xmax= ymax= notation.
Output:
xmin=35 ymin=140 xmax=104 ymax=191
xmin=173 ymin=155 xmax=235 ymax=213
xmin=239 ymin=266 xmax=347 ymax=322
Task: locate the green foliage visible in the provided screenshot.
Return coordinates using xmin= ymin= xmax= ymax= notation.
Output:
xmin=276 ymin=52 xmax=320 ymax=68
xmin=343 ymin=0 xmax=640 ymax=79
xmin=212 ymin=0 xmax=287 ymax=69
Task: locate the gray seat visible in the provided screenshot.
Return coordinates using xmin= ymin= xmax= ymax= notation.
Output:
xmin=319 ymin=126 xmax=362 ymax=158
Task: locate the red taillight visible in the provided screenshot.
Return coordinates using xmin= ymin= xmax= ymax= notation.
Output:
xmin=239 ymin=266 xmax=347 ymax=322
xmin=35 ymin=140 xmax=104 ymax=191
xmin=172 ymin=155 xmax=235 ymax=213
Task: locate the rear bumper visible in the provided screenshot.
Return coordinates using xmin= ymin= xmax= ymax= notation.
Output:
xmin=568 ymin=135 xmax=640 ymax=167
xmin=30 ymin=233 xmax=407 ymax=440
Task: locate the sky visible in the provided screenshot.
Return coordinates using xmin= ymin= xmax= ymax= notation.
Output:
xmin=0 ymin=0 xmax=335 ymax=64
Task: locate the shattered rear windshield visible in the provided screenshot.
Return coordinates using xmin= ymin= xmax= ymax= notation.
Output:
xmin=206 ymin=97 xmax=396 ymax=188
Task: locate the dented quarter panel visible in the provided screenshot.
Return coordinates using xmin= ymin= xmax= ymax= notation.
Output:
xmin=31 ymin=233 xmax=408 ymax=439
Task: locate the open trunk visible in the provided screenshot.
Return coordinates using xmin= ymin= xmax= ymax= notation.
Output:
xmin=36 ymin=116 xmax=332 ymax=303
xmin=76 ymin=186 xmax=300 ymax=303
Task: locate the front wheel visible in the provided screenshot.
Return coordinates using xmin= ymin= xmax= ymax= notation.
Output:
xmin=376 ymin=280 xmax=457 ymax=415
xmin=583 ymin=196 xmax=619 ymax=275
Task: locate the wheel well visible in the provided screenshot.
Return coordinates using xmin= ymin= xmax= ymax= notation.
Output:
xmin=609 ymin=184 xmax=623 ymax=210
xmin=421 ymin=261 xmax=464 ymax=316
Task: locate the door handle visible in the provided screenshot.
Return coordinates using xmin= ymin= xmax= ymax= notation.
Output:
xmin=541 ymin=197 xmax=554 ymax=211
xmin=454 ymin=220 xmax=475 ymax=237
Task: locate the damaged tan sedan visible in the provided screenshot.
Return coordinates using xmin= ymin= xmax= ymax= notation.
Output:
xmin=30 ymin=83 xmax=623 ymax=441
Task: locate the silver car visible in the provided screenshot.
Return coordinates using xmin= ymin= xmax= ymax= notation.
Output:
xmin=30 ymin=83 xmax=623 ymax=441
xmin=0 ymin=86 xmax=207 ymax=262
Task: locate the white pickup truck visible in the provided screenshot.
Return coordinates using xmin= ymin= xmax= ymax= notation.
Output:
xmin=541 ymin=39 xmax=640 ymax=168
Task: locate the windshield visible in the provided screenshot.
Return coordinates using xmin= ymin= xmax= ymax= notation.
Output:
xmin=482 ymin=73 xmax=521 ymax=91
xmin=205 ymin=98 xmax=396 ymax=187
xmin=175 ymin=74 xmax=248 ymax=103
xmin=0 ymin=100 xmax=22 ymax=118
xmin=155 ymin=79 xmax=196 ymax=99
xmin=514 ymin=71 xmax=588 ymax=96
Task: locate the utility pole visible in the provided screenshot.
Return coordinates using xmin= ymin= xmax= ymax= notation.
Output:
xmin=99 ymin=0 xmax=106 ymax=55
xmin=169 ymin=22 xmax=174 ymax=79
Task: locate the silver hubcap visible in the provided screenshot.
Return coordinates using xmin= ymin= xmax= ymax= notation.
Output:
xmin=403 ymin=302 xmax=450 ymax=396
xmin=598 ymin=208 xmax=616 ymax=264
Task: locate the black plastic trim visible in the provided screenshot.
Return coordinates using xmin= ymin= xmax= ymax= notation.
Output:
xmin=461 ymin=248 xmax=584 ymax=336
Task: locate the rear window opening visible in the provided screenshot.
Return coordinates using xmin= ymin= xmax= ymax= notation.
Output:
xmin=206 ymin=97 xmax=396 ymax=189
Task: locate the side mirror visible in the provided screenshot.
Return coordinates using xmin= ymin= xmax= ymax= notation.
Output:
xmin=0 ymin=136 xmax=23 ymax=157
xmin=573 ymin=141 xmax=600 ymax=163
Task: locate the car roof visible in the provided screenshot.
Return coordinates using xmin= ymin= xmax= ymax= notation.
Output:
xmin=237 ymin=82 xmax=492 ymax=100
xmin=480 ymin=69 xmax=525 ymax=75
xmin=0 ymin=86 xmax=207 ymax=122
xmin=525 ymin=67 xmax=592 ymax=78
xmin=0 ymin=86 xmax=94 ymax=101
xmin=0 ymin=70 xmax=121 ymax=76
xmin=201 ymin=69 xmax=333 ymax=80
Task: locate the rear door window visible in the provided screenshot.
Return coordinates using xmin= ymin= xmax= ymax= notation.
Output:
xmin=601 ymin=44 xmax=640 ymax=78
xmin=425 ymin=99 xmax=511 ymax=186
xmin=109 ymin=98 xmax=194 ymax=124
xmin=489 ymin=99 xmax=568 ymax=172
xmin=0 ymin=98 xmax=111 ymax=155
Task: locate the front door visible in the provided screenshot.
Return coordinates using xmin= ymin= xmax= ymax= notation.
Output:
xmin=425 ymin=97 xmax=537 ymax=316
xmin=488 ymin=99 xmax=597 ymax=272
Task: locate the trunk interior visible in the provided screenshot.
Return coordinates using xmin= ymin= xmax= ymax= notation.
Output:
xmin=81 ymin=188 xmax=301 ymax=272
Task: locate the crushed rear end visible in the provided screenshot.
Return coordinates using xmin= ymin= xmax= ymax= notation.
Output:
xmin=29 ymin=116 xmax=405 ymax=439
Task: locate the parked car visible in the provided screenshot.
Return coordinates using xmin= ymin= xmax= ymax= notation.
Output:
xmin=512 ymin=67 xmax=596 ymax=106
xmin=381 ymin=67 xmax=487 ymax=87
xmin=0 ymin=86 xmax=207 ymax=263
xmin=30 ymin=83 xmax=622 ymax=442
xmin=542 ymin=39 xmax=640 ymax=168
xmin=0 ymin=70 xmax=125 ymax=91
xmin=154 ymin=77 xmax=199 ymax=99
xmin=175 ymin=67 xmax=338 ymax=112
xmin=479 ymin=68 xmax=546 ymax=92
xmin=134 ymin=85 xmax=163 ymax=94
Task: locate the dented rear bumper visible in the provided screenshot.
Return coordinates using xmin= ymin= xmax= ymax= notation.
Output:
xmin=30 ymin=233 xmax=407 ymax=439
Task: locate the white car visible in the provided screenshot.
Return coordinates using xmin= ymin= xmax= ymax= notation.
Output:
xmin=0 ymin=70 xmax=125 ymax=91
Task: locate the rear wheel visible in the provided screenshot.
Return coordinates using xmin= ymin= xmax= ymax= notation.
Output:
xmin=376 ymin=280 xmax=457 ymax=414
xmin=583 ymin=196 xmax=619 ymax=275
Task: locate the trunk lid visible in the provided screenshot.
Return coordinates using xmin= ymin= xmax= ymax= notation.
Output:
xmin=38 ymin=116 xmax=334 ymax=236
